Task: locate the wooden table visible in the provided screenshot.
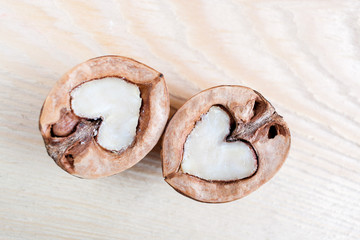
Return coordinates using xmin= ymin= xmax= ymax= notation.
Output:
xmin=1 ymin=0 xmax=359 ymax=239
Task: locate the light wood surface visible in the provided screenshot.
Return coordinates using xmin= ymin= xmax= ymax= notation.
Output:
xmin=1 ymin=0 xmax=359 ymax=239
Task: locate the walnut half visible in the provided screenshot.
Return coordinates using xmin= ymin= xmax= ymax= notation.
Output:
xmin=161 ymin=86 xmax=291 ymax=203
xmin=39 ymin=56 xmax=170 ymax=178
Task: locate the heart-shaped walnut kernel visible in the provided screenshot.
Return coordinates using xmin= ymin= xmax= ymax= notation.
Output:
xmin=181 ymin=106 xmax=257 ymax=181
xmin=161 ymin=85 xmax=291 ymax=203
xmin=70 ymin=77 xmax=142 ymax=151
xmin=39 ymin=56 xmax=170 ymax=179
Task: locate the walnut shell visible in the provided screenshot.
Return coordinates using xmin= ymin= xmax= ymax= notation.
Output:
xmin=161 ymin=85 xmax=291 ymax=203
xmin=39 ymin=56 xmax=170 ymax=178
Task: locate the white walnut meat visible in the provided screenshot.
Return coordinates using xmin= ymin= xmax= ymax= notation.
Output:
xmin=39 ymin=56 xmax=170 ymax=178
xmin=161 ymin=86 xmax=291 ymax=203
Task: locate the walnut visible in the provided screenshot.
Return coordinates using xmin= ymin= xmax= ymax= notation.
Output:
xmin=161 ymin=86 xmax=290 ymax=203
xmin=39 ymin=56 xmax=170 ymax=178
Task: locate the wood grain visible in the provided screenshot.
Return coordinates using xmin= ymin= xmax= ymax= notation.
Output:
xmin=0 ymin=0 xmax=359 ymax=239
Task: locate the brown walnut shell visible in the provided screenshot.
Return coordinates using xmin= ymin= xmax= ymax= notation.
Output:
xmin=39 ymin=56 xmax=170 ymax=178
xmin=161 ymin=85 xmax=291 ymax=203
